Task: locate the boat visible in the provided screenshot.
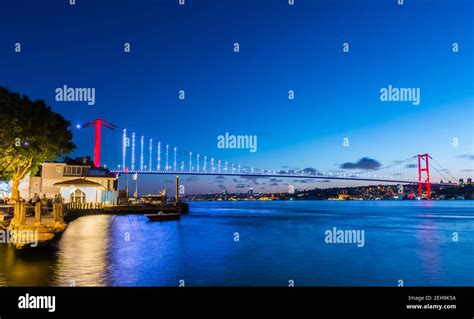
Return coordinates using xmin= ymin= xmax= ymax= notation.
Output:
xmin=142 ymin=190 xmax=167 ymax=205
xmin=145 ymin=210 xmax=181 ymax=222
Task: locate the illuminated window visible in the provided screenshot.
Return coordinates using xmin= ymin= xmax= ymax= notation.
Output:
xmin=70 ymin=189 xmax=86 ymax=203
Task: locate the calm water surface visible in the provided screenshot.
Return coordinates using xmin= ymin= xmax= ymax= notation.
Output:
xmin=0 ymin=201 xmax=473 ymax=286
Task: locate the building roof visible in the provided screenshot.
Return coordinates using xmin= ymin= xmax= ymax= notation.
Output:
xmin=53 ymin=178 xmax=106 ymax=189
xmin=84 ymin=168 xmax=116 ymax=178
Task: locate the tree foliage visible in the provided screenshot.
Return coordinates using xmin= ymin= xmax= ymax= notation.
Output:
xmin=0 ymin=86 xmax=76 ymax=200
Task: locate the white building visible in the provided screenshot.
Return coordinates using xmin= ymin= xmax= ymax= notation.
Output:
xmin=28 ymin=160 xmax=118 ymax=206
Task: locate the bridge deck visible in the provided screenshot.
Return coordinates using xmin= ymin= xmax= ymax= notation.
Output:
xmin=110 ymin=171 xmax=447 ymax=185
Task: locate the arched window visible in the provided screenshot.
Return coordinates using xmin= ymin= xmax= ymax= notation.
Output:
xmin=70 ymin=188 xmax=86 ymax=203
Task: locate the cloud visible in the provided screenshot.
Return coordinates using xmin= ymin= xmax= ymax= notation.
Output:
xmin=340 ymin=157 xmax=381 ymax=170
xmin=301 ymin=167 xmax=318 ymax=174
xmin=457 ymin=154 xmax=474 ymax=160
xmin=215 ymin=176 xmax=225 ymax=180
xmin=292 ymin=179 xmax=310 ymax=183
xmin=269 ymin=178 xmax=283 ymax=183
xmin=235 ymin=184 xmax=248 ymax=189
xmin=291 ymin=178 xmax=330 ymax=183
xmin=461 ymin=169 xmax=474 ymax=172
xmin=185 ymin=176 xmax=197 ymax=181
xmin=281 ymin=165 xmax=300 ymax=171
xmin=240 ymin=176 xmax=261 ymax=185
xmin=269 ymin=182 xmax=279 ymax=186
xmin=406 ymin=163 xmax=417 ymax=168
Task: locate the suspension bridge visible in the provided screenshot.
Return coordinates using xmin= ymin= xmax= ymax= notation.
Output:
xmin=78 ymin=119 xmax=459 ymax=198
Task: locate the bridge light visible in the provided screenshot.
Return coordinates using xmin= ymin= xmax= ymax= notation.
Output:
xmin=189 ymin=152 xmax=193 ymax=172
xmin=165 ymin=145 xmax=169 ymax=171
xmin=122 ymin=129 xmax=127 ymax=170
xmin=149 ymin=139 xmax=153 ymax=172
xmin=140 ymin=136 xmax=144 ymax=171
xmin=131 ymin=132 xmax=136 ymax=171
xmin=174 ymin=147 xmax=177 ymax=171
xmin=197 ymin=154 xmax=200 ymax=172
xmin=157 ymin=141 xmax=161 ymax=171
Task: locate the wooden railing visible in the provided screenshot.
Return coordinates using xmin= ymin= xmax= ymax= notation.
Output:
xmin=9 ymin=202 xmax=65 ymax=227
xmin=65 ymin=202 xmax=104 ymax=210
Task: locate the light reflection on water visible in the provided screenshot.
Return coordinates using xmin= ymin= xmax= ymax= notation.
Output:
xmin=0 ymin=201 xmax=472 ymax=286
xmin=53 ymin=215 xmax=111 ymax=286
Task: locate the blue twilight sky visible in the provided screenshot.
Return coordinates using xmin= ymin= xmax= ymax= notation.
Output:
xmin=0 ymin=0 xmax=473 ymax=194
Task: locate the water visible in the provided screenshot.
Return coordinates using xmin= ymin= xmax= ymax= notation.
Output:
xmin=0 ymin=201 xmax=473 ymax=286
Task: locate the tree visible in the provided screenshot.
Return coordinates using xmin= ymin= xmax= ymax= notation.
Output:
xmin=0 ymin=87 xmax=76 ymax=202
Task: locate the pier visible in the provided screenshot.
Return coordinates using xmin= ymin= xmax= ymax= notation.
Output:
xmin=63 ymin=202 xmax=189 ymax=223
xmin=8 ymin=202 xmax=67 ymax=249
xmin=5 ymin=200 xmax=188 ymax=249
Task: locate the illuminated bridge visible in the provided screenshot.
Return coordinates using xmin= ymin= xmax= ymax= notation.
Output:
xmin=78 ymin=119 xmax=459 ymax=197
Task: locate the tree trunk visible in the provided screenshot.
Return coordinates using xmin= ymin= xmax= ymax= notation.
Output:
xmin=9 ymin=157 xmax=33 ymax=203
xmin=11 ymin=177 xmax=20 ymax=203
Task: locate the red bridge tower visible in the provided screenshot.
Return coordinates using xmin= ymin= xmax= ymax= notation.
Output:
xmin=79 ymin=118 xmax=116 ymax=167
xmin=417 ymin=153 xmax=431 ymax=198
